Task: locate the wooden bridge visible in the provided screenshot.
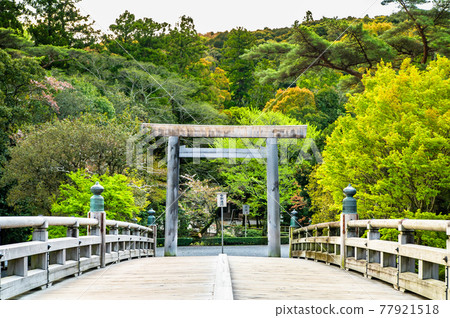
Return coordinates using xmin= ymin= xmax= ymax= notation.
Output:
xmin=16 ymin=255 xmax=422 ymax=300
xmin=1 ymin=183 xmax=449 ymax=300
xmin=1 ymin=213 xmax=449 ymax=300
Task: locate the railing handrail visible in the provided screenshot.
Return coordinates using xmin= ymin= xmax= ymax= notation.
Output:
xmin=0 ymin=216 xmax=98 ymax=229
xmin=346 ymin=218 xmax=450 ymax=232
xmin=0 ymin=215 xmax=156 ymax=300
xmin=290 ymin=216 xmax=450 ymax=300
xmin=293 ymin=221 xmax=340 ymax=233
xmin=105 ymin=220 xmax=152 ymax=232
xmin=0 ymin=216 xmax=154 ymax=232
xmin=296 ymin=218 xmax=450 ymax=233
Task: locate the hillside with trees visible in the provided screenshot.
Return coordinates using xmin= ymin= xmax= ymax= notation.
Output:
xmin=0 ymin=0 xmax=448 ymax=243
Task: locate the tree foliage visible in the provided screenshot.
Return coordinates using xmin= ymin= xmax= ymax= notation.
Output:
xmin=221 ymin=27 xmax=256 ymax=107
xmin=217 ymin=107 xmax=320 ymax=227
xmin=381 ymin=0 xmax=450 ymax=63
xmin=246 ymin=20 xmax=395 ymax=84
xmin=25 ymin=0 xmax=99 ymax=48
xmin=263 ymin=87 xmax=328 ymax=129
xmin=51 ymin=169 xmax=149 ymax=222
xmin=0 ymin=0 xmax=25 ymax=32
xmin=178 ymin=175 xmax=220 ymax=236
xmin=0 ymin=3 xmax=448 ymax=242
xmin=309 ymin=56 xmax=449 ymax=221
xmin=1 ymin=116 xmax=132 ymax=214
xmin=166 ymin=15 xmax=206 ymax=74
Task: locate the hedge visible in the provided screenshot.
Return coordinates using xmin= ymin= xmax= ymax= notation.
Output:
xmin=157 ymin=237 xmax=194 ymax=247
xmin=157 ymin=236 xmax=289 ymax=247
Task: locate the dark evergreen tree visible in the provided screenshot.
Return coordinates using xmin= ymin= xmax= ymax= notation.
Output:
xmin=0 ymin=0 xmax=25 ymax=32
xmin=25 ymin=0 xmax=99 ymax=48
xmin=221 ymin=27 xmax=256 ymax=107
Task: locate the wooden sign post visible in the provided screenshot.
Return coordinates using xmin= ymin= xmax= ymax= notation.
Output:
xmin=217 ymin=193 xmax=227 ymax=254
xmin=243 ymin=205 xmax=250 ymax=237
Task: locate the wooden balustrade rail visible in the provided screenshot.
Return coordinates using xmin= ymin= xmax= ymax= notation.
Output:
xmin=290 ymin=218 xmax=450 ymax=300
xmin=0 ymin=216 xmax=156 ymax=300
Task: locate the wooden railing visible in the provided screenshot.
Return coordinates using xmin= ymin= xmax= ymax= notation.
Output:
xmin=290 ymin=218 xmax=450 ymax=300
xmin=0 ymin=216 xmax=156 ymax=299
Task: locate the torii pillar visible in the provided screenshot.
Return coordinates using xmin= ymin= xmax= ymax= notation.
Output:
xmin=142 ymin=124 xmax=307 ymax=257
xmin=266 ymin=137 xmax=280 ymax=257
xmin=164 ymin=136 xmax=180 ymax=256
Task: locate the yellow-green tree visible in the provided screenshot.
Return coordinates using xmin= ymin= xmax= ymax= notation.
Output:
xmin=309 ymin=56 xmax=450 ymax=221
xmin=264 ymin=87 xmax=328 ymax=129
xmin=186 ymin=57 xmax=231 ymax=109
xmin=51 ymin=169 xmax=149 ymax=222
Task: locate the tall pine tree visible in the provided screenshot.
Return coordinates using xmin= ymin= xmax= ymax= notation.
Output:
xmin=25 ymin=0 xmax=99 ymax=48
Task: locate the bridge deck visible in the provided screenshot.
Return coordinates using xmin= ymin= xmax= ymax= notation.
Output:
xmin=18 ymin=256 xmax=422 ymax=300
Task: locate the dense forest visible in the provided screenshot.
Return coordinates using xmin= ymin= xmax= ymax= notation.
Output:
xmin=0 ymin=0 xmax=448 ymax=243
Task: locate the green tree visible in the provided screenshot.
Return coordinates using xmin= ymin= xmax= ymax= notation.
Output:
xmin=221 ymin=27 xmax=256 ymax=107
xmin=178 ymin=175 xmax=220 ymax=236
xmin=309 ymin=56 xmax=450 ymax=222
xmin=0 ymin=0 xmax=25 ymax=32
xmin=25 ymin=0 xmax=99 ymax=48
xmin=1 ymin=115 xmax=132 ymax=215
xmin=0 ymin=49 xmax=69 ymax=149
xmin=54 ymin=76 xmax=115 ymax=119
xmin=381 ymin=0 xmax=450 ymax=63
xmin=107 ymin=10 xmax=168 ymax=65
xmin=0 ymin=27 xmax=33 ymax=49
xmin=263 ymin=87 xmax=329 ymax=129
xmin=246 ymin=20 xmax=395 ymax=83
xmin=166 ymin=15 xmax=206 ymax=74
xmin=218 ymin=107 xmax=321 ymax=228
xmin=186 ymin=57 xmax=231 ymax=109
xmin=51 ymin=169 xmax=149 ymax=222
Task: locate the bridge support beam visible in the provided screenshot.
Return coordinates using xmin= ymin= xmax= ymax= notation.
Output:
xmin=164 ymin=136 xmax=180 ymax=257
xmin=267 ymin=138 xmax=280 ymax=257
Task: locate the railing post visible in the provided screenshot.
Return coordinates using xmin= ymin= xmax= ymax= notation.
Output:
xmin=340 ymin=184 xmax=359 ymax=269
xmin=123 ymin=225 xmax=131 ymax=260
xmin=397 ymin=220 xmax=415 ymax=291
xmin=152 ymin=225 xmax=157 ymax=257
xmin=89 ymin=182 xmax=106 ymax=268
xmin=109 ymin=223 xmax=119 ymax=262
xmin=367 ymin=223 xmax=380 ymax=263
xmin=365 ymin=223 xmax=380 ymax=278
xmin=31 ymin=219 xmax=48 ymax=272
xmin=67 ymin=221 xmax=79 ymax=238
xmin=314 ymin=226 xmax=319 ymax=261
xmin=326 ymin=225 xmax=331 ymax=264
xmin=398 ymin=221 xmax=415 ymax=268
xmin=446 ymin=226 xmax=450 ymax=300
xmin=31 ymin=219 xmax=50 ymax=288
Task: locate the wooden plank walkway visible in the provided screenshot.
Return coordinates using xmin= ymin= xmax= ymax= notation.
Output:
xmin=228 ymin=257 xmax=422 ymax=300
xmin=18 ymin=256 xmax=422 ymax=300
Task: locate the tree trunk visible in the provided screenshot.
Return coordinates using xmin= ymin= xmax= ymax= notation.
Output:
xmin=199 ymin=218 xmax=215 ymax=236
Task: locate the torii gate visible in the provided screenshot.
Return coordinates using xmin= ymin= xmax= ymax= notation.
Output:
xmin=142 ymin=124 xmax=307 ymax=257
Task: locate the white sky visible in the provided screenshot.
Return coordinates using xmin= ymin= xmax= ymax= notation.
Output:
xmin=76 ymin=0 xmax=409 ymax=34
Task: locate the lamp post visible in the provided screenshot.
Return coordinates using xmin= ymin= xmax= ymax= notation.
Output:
xmin=289 ymin=209 xmax=299 ymax=258
xmin=290 ymin=210 xmax=299 ymax=228
xmin=147 ymin=208 xmax=156 ymax=226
